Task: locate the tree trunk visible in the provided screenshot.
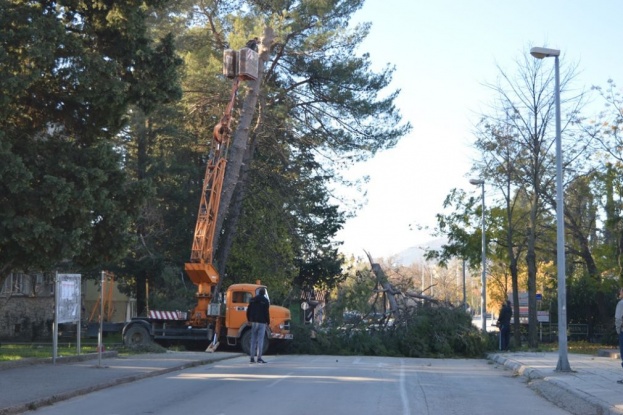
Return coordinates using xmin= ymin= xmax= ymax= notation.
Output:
xmin=527 ymin=195 xmax=538 ymax=348
xmin=511 ymin=259 xmax=521 ymax=348
xmin=214 ymin=27 xmax=275 ymax=273
xmin=215 ymin=135 xmax=255 ymax=277
xmin=136 ymin=269 xmax=147 ymax=316
xmin=365 ymin=252 xmax=400 ymax=318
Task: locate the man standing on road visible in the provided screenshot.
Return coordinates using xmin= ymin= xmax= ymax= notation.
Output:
xmin=615 ymin=288 xmax=623 ymax=383
xmin=497 ymin=300 xmax=513 ymax=351
xmin=247 ymin=287 xmax=270 ymax=364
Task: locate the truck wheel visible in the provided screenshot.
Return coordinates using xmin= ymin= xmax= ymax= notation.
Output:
xmin=123 ymin=324 xmax=152 ymax=347
xmin=241 ymin=328 xmax=269 ymax=355
xmin=241 ymin=330 xmax=252 ymax=354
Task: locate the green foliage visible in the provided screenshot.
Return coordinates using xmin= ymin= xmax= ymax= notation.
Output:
xmin=110 ymin=103 xmax=198 ymax=311
xmin=120 ymin=342 xmax=168 ymax=354
xmin=394 ymin=307 xmax=487 ymax=358
xmin=0 ymin=138 xmax=147 ymax=273
xmin=145 ymin=264 xmax=196 ymax=311
xmin=288 ymin=307 xmax=488 ymax=358
xmin=566 ymin=276 xmax=599 ymax=324
xmin=548 ymin=274 xmax=620 ymax=339
xmin=0 ymin=0 xmax=183 ymax=279
xmin=600 ymin=329 xmax=618 ymax=347
xmin=425 ymin=188 xmax=483 ymax=268
xmin=286 ymin=323 xmax=330 ymax=355
xmin=225 ymin=181 xmax=299 ymax=298
xmin=225 ymin=142 xmax=348 ymax=297
xmin=323 ymin=265 xmax=377 ymax=324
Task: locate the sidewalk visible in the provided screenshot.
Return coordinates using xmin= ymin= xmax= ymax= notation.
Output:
xmin=489 ymin=350 xmax=623 ymax=415
xmin=0 ymin=350 xmax=242 ymax=415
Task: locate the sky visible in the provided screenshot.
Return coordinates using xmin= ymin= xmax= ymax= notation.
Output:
xmin=334 ymin=0 xmax=623 ymax=260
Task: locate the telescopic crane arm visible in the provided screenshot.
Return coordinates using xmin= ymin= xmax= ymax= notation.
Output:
xmin=184 ymin=45 xmax=258 ymax=325
xmin=184 ymin=78 xmax=239 ymax=323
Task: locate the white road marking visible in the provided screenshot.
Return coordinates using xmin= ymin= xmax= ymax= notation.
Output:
xmin=400 ymin=359 xmax=411 ymax=415
xmin=267 ymin=372 xmax=293 ymax=388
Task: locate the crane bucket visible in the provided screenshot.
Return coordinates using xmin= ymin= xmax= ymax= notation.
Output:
xmin=184 ymin=263 xmax=220 ymax=285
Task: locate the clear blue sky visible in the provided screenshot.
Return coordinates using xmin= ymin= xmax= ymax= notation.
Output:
xmin=336 ymin=0 xmax=623 ymax=259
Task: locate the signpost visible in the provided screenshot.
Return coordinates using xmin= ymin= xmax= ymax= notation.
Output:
xmin=510 ymin=292 xmax=550 ymax=341
xmin=511 ymin=292 xmax=546 ymax=323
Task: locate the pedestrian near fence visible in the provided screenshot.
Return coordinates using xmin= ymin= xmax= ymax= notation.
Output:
xmin=497 ymin=300 xmax=512 ymax=351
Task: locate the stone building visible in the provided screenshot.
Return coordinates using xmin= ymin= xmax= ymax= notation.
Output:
xmin=0 ymin=272 xmax=134 ymax=341
xmin=0 ymin=273 xmax=55 ymax=341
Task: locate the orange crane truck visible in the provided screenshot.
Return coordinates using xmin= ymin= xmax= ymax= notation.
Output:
xmin=122 ymin=46 xmax=293 ymax=354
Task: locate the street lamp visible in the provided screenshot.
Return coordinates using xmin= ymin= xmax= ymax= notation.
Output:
xmin=530 ymin=46 xmax=571 ymax=372
xmin=470 ymin=178 xmax=486 ymax=332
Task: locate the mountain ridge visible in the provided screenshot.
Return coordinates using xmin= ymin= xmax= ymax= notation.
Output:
xmin=386 ymin=238 xmax=446 ymax=266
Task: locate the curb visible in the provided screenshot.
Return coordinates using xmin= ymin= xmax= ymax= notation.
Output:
xmin=488 ymin=353 xmax=544 ymax=380
xmin=528 ymin=377 xmax=623 ymax=415
xmin=488 ymin=353 xmax=623 ymax=415
xmin=597 ymin=349 xmax=620 ymax=359
xmin=0 ymin=351 xmax=118 ymax=371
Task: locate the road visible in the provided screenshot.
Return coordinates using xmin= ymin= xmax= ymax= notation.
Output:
xmin=25 ymin=355 xmax=571 ymax=415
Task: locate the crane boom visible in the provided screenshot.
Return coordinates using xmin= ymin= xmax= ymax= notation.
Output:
xmin=184 ymin=46 xmax=258 ymax=294
xmin=184 ymin=77 xmax=240 ymax=304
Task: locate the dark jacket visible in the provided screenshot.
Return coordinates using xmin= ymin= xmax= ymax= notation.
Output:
xmin=246 ymin=293 xmax=270 ymax=324
xmin=498 ymin=302 xmax=512 ymax=328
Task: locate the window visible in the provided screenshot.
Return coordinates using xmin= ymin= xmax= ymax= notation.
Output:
xmin=1 ymin=273 xmax=55 ymax=297
xmin=1 ymin=273 xmax=25 ymax=295
xmin=232 ymin=291 xmax=252 ymax=304
xmin=33 ymin=274 xmax=45 ymax=295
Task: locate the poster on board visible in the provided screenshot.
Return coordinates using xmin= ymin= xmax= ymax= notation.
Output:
xmin=56 ymin=274 xmax=81 ymax=323
xmin=53 ymin=273 xmax=81 ymax=363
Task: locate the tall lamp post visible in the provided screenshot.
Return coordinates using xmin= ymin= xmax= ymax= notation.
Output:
xmin=470 ymin=178 xmax=486 ymax=332
xmin=530 ymin=46 xmax=570 ymax=372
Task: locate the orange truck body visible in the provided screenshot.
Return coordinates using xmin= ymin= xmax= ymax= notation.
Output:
xmin=122 ymin=282 xmax=292 ymax=354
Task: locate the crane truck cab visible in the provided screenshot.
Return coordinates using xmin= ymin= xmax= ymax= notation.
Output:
xmin=225 ymin=283 xmax=292 ymax=354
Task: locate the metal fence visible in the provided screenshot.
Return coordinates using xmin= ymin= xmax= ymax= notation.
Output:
xmin=513 ymin=323 xmax=608 ymax=343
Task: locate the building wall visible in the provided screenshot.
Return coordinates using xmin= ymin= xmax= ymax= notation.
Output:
xmin=1 ymin=273 xmax=56 ymax=340
xmin=0 ymin=273 xmax=134 ymax=341
xmin=0 ymin=281 xmax=55 ymax=341
xmin=82 ymin=279 xmax=134 ymax=323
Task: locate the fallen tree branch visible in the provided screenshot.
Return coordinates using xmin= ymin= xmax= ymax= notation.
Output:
xmin=404 ymin=291 xmax=440 ymax=304
xmin=365 ymin=250 xmax=400 ymax=318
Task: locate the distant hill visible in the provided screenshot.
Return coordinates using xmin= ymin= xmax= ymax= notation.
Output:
xmin=389 ymin=238 xmax=447 ymax=266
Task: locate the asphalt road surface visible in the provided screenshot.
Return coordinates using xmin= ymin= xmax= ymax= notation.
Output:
xmin=25 ymin=355 xmax=571 ymax=415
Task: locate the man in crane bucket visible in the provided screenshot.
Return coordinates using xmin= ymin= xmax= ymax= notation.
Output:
xmin=247 ymin=288 xmax=270 ymax=363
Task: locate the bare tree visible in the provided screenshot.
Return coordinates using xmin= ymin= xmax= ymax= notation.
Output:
xmin=589 ymin=80 xmax=623 ymax=164
xmin=477 ymin=48 xmax=586 ymax=347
